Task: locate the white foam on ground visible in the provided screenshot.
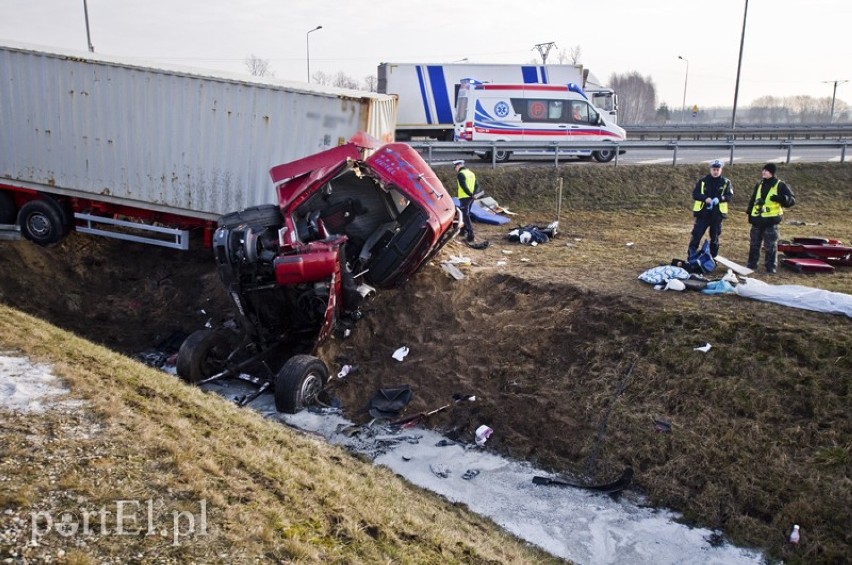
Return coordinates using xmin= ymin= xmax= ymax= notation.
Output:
xmin=210 ymin=380 xmax=765 ymax=565
xmin=0 ymin=354 xmax=83 ymax=413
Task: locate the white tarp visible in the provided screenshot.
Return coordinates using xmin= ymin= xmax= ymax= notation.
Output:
xmin=735 ymin=278 xmax=852 ymax=317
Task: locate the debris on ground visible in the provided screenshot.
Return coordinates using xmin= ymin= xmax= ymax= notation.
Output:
xmin=430 ymin=463 xmax=451 ymax=478
xmin=462 ymin=469 xmax=481 ymax=480
xmin=653 ymin=419 xmax=673 ymax=433
xmin=392 ymin=346 xmax=410 ymax=361
xmin=693 ymin=343 xmax=712 ymax=353
xmin=532 ymin=468 xmax=634 ymax=496
xmin=475 ymin=424 xmax=493 ymax=446
xmin=368 ymin=385 xmax=413 ymax=419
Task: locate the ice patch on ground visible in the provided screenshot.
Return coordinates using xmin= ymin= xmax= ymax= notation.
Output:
xmin=206 ymin=379 xmax=766 ymax=565
xmin=0 ymin=353 xmax=84 ymax=413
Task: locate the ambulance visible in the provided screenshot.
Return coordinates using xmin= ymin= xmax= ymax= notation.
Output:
xmin=453 ymin=79 xmax=626 ymax=163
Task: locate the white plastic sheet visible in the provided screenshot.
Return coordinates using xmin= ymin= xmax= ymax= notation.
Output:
xmin=735 ymin=278 xmax=852 ymax=317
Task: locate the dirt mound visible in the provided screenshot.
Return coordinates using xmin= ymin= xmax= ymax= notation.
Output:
xmin=0 ymin=233 xmax=231 ymax=354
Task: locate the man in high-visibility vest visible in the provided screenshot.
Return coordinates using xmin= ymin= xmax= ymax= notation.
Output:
xmin=688 ymin=159 xmax=733 ymax=260
xmin=454 ymin=159 xmax=477 ymax=243
xmin=746 ymin=163 xmax=795 ymax=273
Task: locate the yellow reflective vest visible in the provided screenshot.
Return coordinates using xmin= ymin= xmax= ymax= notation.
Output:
xmin=457 ymin=168 xmax=476 ymax=199
xmin=692 ymin=178 xmax=730 ymax=216
xmin=749 ymin=180 xmax=783 ymax=219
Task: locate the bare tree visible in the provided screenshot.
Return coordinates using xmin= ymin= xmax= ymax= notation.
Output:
xmin=609 ymin=72 xmax=657 ymax=124
xmin=553 ymin=46 xmax=581 ymax=65
xmin=568 ymin=45 xmax=582 ymax=65
xmin=332 ymin=71 xmax=358 ymax=89
xmin=311 ymin=70 xmax=331 ymax=86
xmin=362 ymin=74 xmax=378 ymax=92
xmin=244 ymin=54 xmax=274 ymax=78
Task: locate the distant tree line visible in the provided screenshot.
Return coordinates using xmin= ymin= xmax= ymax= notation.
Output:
xmin=608 ymin=70 xmax=850 ymax=125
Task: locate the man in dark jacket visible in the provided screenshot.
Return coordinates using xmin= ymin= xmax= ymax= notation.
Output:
xmin=688 ymin=159 xmax=733 ymax=259
xmin=745 ymin=163 xmax=795 ymax=273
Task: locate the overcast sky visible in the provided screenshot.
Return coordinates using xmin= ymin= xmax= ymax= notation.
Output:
xmin=1 ymin=0 xmax=849 ymax=110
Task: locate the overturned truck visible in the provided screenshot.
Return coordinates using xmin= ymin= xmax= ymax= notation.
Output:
xmin=176 ymin=138 xmax=458 ymax=412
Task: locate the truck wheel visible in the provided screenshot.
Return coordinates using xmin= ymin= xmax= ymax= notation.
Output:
xmin=486 ymin=150 xmax=512 ymax=163
xmin=593 ymin=149 xmax=616 ymax=163
xmin=0 ymin=192 xmax=16 ymax=224
xmin=218 ymin=204 xmax=283 ymax=229
xmin=176 ymin=329 xmax=232 ymax=384
xmin=274 ymin=354 xmax=328 ymax=413
xmin=18 ymin=199 xmax=68 ymax=246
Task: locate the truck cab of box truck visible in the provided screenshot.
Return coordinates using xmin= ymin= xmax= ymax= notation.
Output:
xmin=453 ymin=79 xmax=625 ymax=163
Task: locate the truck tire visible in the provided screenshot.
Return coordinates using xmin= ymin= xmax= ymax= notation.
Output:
xmin=593 ymin=149 xmax=616 ymax=163
xmin=18 ymin=199 xmax=68 ymax=246
xmin=0 ymin=192 xmax=16 ymax=224
xmin=176 ymin=329 xmax=232 ymax=384
xmin=274 ymin=354 xmax=328 ymax=413
xmin=218 ymin=204 xmax=283 ymax=229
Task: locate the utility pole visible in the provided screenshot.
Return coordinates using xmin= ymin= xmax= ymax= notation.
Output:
xmin=533 ymin=42 xmax=556 ymax=65
xmin=823 ymin=80 xmax=849 ymax=122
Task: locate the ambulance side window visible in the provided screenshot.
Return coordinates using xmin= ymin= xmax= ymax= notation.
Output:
xmin=510 ymin=98 xmax=568 ymax=123
xmin=570 ymin=102 xmax=595 ymax=124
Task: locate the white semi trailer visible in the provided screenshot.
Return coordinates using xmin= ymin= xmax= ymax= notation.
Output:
xmin=0 ymin=41 xmax=398 ymax=249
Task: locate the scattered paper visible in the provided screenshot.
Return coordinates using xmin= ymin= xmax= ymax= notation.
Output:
xmin=693 ymin=343 xmax=712 ymax=353
xmin=392 ymin=346 xmax=410 ymax=361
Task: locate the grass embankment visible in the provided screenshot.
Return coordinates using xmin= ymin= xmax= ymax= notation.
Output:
xmin=0 ymin=306 xmax=560 ymax=564
xmin=431 ymin=162 xmax=852 ymax=564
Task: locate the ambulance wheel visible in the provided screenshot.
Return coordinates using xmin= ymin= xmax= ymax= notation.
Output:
xmin=18 ymin=199 xmax=68 ymax=246
xmin=274 ymin=354 xmax=328 ymax=413
xmin=485 ymin=150 xmax=512 ymax=163
xmin=593 ymin=149 xmax=616 ymax=163
xmin=176 ymin=329 xmax=232 ymax=384
xmin=0 ymin=192 xmax=16 ymax=224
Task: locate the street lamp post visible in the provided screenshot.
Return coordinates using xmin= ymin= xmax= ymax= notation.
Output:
xmin=82 ymin=0 xmax=94 ymax=52
xmin=678 ymin=56 xmax=689 ymax=123
xmin=306 ymin=25 xmax=322 ymax=83
xmin=731 ymin=0 xmax=749 ymax=129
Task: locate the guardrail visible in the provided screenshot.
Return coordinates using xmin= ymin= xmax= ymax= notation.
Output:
xmin=407 ymin=139 xmax=850 ymax=168
xmin=619 ymin=124 xmax=852 ymax=141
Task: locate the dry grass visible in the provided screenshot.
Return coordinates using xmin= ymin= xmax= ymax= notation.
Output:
xmin=0 ymin=307 xmax=562 ymax=564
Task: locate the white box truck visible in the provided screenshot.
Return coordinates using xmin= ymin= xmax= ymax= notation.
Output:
xmin=377 ymin=62 xmax=617 ymax=141
xmin=0 ymin=41 xmax=398 ymax=249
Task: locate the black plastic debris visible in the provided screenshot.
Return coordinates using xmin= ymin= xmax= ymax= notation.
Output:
xmin=653 ymin=419 xmax=673 ymax=433
xmin=368 ymin=384 xmax=413 ymax=419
